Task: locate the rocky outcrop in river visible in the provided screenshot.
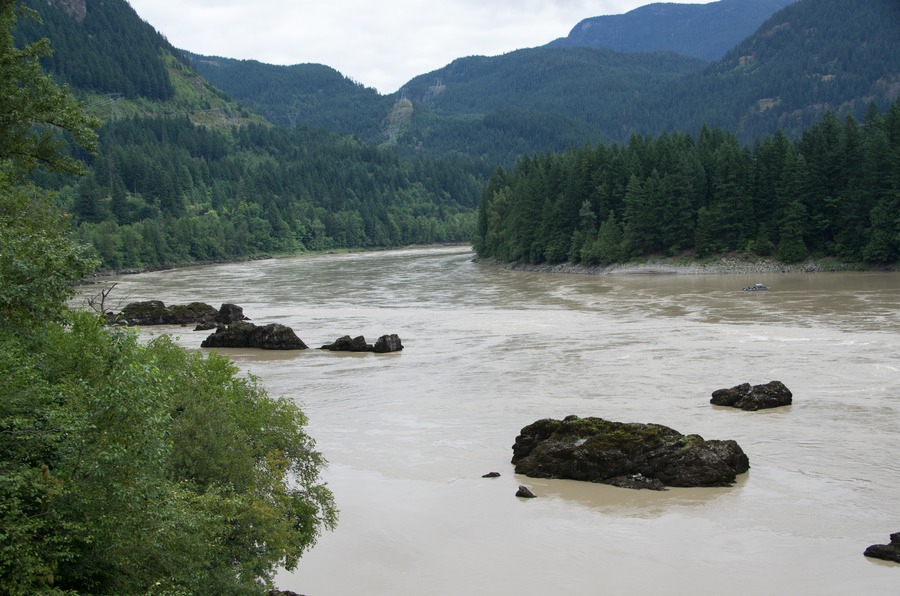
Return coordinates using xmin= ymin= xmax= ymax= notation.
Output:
xmin=201 ymin=321 xmax=308 ymax=350
xmin=117 ymin=300 xmax=247 ymax=327
xmin=319 ymin=334 xmax=404 ymax=353
xmin=710 ymin=381 xmax=793 ymax=411
xmin=511 ymin=415 xmax=749 ymax=490
xmin=864 ymin=532 xmax=900 ymax=563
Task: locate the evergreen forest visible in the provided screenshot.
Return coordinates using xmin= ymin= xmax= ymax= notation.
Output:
xmin=473 ymin=102 xmax=900 ymax=266
xmin=64 ymin=116 xmax=485 ymax=271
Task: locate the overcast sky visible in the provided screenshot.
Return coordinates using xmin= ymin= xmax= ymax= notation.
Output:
xmin=128 ymin=0 xmax=711 ymax=94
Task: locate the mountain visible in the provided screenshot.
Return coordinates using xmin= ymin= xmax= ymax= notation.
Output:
xmin=187 ymin=45 xmax=705 ymax=164
xmin=407 ymin=0 xmax=900 ymax=144
xmin=184 ymin=53 xmax=395 ymax=140
xmin=393 ymin=47 xmax=705 ymax=163
xmin=16 ymin=0 xmax=900 ymax=270
xmin=391 ymin=0 xmax=900 ymax=155
xmin=15 ymin=0 xmax=486 ymax=271
xmin=187 ymin=0 xmax=899 ymax=164
xmin=14 ymin=0 xmax=264 ymax=130
xmin=652 ymin=0 xmax=900 ymax=139
xmin=548 ymin=0 xmax=796 ymax=61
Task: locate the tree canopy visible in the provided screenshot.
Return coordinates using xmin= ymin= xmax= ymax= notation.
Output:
xmin=0 ymin=3 xmax=337 ymax=592
xmin=473 ymin=102 xmax=900 ymax=266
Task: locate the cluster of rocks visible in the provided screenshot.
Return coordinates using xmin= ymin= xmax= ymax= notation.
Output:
xmin=113 ymin=300 xmax=247 ymax=327
xmin=508 ymin=380 xmax=793 ymax=498
xmin=319 ymin=334 xmax=403 ymax=353
xmin=113 ymin=301 xmax=403 ymax=353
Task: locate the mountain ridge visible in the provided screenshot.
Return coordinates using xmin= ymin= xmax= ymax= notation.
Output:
xmin=547 ymin=0 xmax=796 ymax=61
xmin=184 ymin=0 xmax=900 ymax=165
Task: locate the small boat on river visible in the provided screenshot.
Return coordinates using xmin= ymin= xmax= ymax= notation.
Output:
xmin=742 ymin=283 xmax=769 ymax=291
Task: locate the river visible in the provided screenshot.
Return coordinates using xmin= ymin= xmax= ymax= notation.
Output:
xmin=94 ymin=246 xmax=900 ymax=595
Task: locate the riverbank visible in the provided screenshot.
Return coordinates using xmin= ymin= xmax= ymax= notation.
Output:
xmin=483 ymin=254 xmax=896 ymax=276
xmin=82 ymin=247 xmax=896 ymax=281
xmin=80 ymin=243 xmax=473 ymax=281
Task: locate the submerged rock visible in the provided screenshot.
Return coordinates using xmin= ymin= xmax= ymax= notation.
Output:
xmin=711 ymin=380 xmax=793 ymax=411
xmin=516 ymin=485 xmax=537 ymax=498
xmin=511 ymin=415 xmax=749 ymax=490
xmin=864 ymin=532 xmax=900 ymax=563
xmin=482 ymin=472 xmax=501 ymax=478
xmin=201 ymin=321 xmax=308 ymax=350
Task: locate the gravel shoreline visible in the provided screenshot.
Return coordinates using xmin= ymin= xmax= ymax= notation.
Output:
xmin=484 ymin=256 xmax=887 ymax=276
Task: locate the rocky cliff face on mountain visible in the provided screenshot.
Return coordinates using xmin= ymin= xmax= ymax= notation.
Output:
xmin=49 ymin=0 xmax=87 ymax=20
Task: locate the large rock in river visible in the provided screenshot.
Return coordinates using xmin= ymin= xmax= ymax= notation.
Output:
xmin=710 ymin=380 xmax=792 ymax=411
xmin=201 ymin=321 xmax=308 ymax=350
xmin=511 ymin=415 xmax=749 ymax=490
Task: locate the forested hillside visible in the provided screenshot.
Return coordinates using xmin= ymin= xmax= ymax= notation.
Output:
xmin=67 ymin=117 xmax=483 ymax=270
xmin=650 ymin=0 xmax=900 ymax=140
xmin=395 ymin=47 xmax=704 ymax=164
xmin=185 ymin=53 xmax=394 ymax=141
xmin=473 ymin=101 xmax=900 ymax=266
xmin=16 ymin=0 xmax=486 ymax=271
xmin=407 ymin=0 xmax=900 ymax=148
xmin=548 ymin=0 xmax=794 ymax=61
xmin=16 ymin=0 xmax=176 ymax=99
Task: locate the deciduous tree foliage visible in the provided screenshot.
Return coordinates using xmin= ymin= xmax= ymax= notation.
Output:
xmin=473 ymin=104 xmax=900 ymax=266
xmin=0 ymin=3 xmax=337 ymax=592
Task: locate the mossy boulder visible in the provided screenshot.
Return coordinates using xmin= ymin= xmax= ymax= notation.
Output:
xmin=511 ymin=415 xmax=749 ymax=490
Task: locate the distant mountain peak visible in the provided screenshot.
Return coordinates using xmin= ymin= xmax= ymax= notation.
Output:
xmin=548 ymin=0 xmax=796 ymax=61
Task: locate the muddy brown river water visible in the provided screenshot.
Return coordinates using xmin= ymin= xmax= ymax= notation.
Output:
xmin=91 ymin=246 xmax=900 ymax=595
